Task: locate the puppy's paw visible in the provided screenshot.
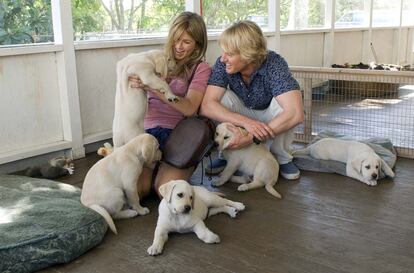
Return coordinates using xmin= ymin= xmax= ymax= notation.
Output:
xmin=137 ymin=207 xmax=150 ymax=216
xmin=147 ymin=244 xmax=163 ymax=256
xmin=65 ymin=164 xmax=75 ymax=175
xmin=204 ymin=233 xmax=220 ymax=244
xmin=233 ymin=201 xmax=245 ymax=212
xmin=237 ymin=184 xmax=249 ymax=192
xmin=160 ymin=90 xmax=180 ymax=103
xmin=97 ymin=143 xmax=114 ymax=157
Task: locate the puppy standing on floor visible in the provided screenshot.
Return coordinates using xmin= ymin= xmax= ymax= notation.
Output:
xmin=292 ymin=138 xmax=395 ymax=186
xmin=147 ymin=180 xmax=245 ymax=256
xmin=98 ymin=49 xmax=179 ymax=156
xmin=213 ymin=122 xmax=282 ymax=199
xmin=81 ymin=134 xmax=162 ymax=234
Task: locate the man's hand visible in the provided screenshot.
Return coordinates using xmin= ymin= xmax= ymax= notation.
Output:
xmin=242 ymin=119 xmax=275 ymax=141
xmin=226 ymin=124 xmax=254 ymax=149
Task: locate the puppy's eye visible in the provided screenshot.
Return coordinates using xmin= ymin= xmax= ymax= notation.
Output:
xmin=375 ymin=165 xmax=379 ymax=169
xmin=365 ymin=165 xmax=370 ymax=170
xmin=177 ymin=193 xmax=183 ymax=198
xmin=190 ymin=196 xmax=193 ymax=200
xmin=224 ymin=136 xmax=229 ymax=140
xmin=215 ymin=132 xmax=218 ymax=136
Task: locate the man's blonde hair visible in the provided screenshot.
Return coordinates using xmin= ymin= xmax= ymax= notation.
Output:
xmin=164 ymin=12 xmax=207 ymax=79
xmin=219 ymin=20 xmax=268 ymax=67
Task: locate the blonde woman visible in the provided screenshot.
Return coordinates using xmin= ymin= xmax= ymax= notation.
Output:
xmin=200 ymin=20 xmax=304 ymax=180
xmin=129 ymin=12 xmax=211 ymax=197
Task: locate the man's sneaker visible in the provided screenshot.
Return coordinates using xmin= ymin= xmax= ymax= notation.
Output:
xmin=280 ymin=162 xmax=300 ymax=180
xmin=205 ymin=158 xmax=227 ymax=175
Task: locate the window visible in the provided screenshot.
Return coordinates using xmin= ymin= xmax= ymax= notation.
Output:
xmin=372 ymin=0 xmax=400 ymax=27
xmin=402 ymin=0 xmax=414 ymax=26
xmin=72 ymin=0 xmax=185 ymax=41
xmin=281 ymin=0 xmax=327 ymax=30
xmin=335 ymin=0 xmax=369 ymax=28
xmin=0 ymin=0 xmax=54 ymax=46
xmin=201 ymin=0 xmax=268 ymax=33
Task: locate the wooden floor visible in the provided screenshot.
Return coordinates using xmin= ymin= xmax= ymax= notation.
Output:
xmin=41 ymin=152 xmax=414 ymax=273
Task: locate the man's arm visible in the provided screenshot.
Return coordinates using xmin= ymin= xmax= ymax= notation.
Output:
xmin=200 ymin=85 xmax=274 ymax=148
xmin=200 ymin=85 xmax=250 ymax=125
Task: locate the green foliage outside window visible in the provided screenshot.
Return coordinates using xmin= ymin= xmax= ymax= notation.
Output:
xmin=0 ymin=0 xmax=53 ymax=45
xmin=202 ymin=0 xmax=268 ymax=30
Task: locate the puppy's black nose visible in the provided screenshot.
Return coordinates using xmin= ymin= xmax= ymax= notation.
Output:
xmin=372 ymin=173 xmax=378 ymax=179
xmin=184 ymin=205 xmax=191 ymax=213
xmin=213 ymin=141 xmax=219 ymax=147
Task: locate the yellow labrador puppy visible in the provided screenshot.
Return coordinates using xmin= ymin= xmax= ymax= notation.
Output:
xmin=147 ymin=180 xmax=245 ymax=256
xmin=293 ymin=138 xmax=395 ymax=186
xmin=98 ymin=49 xmax=178 ymax=156
xmin=81 ymin=134 xmax=161 ymax=234
xmin=213 ymin=122 xmax=282 ymax=199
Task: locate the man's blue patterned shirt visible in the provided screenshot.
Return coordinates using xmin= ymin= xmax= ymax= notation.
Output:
xmin=208 ymin=50 xmax=300 ymax=110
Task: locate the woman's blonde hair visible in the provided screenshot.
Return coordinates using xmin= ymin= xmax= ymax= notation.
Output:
xmin=219 ymin=20 xmax=268 ymax=67
xmin=165 ymin=12 xmax=207 ymax=79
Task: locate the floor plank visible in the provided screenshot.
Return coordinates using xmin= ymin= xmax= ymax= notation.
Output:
xmin=39 ymin=153 xmax=414 ymax=273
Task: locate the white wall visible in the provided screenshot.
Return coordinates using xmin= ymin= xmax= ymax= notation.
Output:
xmin=0 ymin=53 xmax=66 ymax=156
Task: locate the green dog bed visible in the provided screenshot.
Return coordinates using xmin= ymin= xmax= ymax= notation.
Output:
xmin=0 ymin=175 xmax=107 ymax=273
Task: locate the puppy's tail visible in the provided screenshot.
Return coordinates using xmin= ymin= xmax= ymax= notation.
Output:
xmin=97 ymin=142 xmax=114 ymax=157
xmin=89 ymin=204 xmax=118 ymax=234
xmin=292 ymin=146 xmax=311 ymax=156
xmin=265 ymin=184 xmax=282 ymax=199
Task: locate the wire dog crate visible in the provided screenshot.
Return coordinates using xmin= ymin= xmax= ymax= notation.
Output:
xmin=291 ymin=67 xmax=414 ymax=159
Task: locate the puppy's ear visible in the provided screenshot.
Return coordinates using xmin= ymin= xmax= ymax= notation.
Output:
xmin=380 ymin=158 xmax=395 ymax=177
xmin=191 ymin=187 xmax=195 ymax=208
xmin=154 ymin=54 xmax=168 ymax=77
xmin=350 ymin=157 xmax=363 ymax=174
xmin=159 ymin=181 xmax=177 ymax=203
xmin=141 ymin=140 xmax=156 ymax=162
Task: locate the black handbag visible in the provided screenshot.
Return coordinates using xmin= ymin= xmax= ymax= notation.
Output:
xmin=162 ymin=116 xmax=215 ymax=169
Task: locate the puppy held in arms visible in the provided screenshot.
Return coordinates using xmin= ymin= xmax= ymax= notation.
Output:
xmin=212 ymin=122 xmax=282 ymax=199
xmin=81 ymin=134 xmax=162 ymax=234
xmin=98 ymin=49 xmax=179 ymax=156
xmin=293 ymin=138 xmax=395 ymax=186
xmin=147 ymin=180 xmax=245 ymax=256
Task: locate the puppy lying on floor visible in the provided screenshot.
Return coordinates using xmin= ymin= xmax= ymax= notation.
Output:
xmin=212 ymin=122 xmax=282 ymax=199
xmin=98 ymin=49 xmax=179 ymax=156
xmin=147 ymin=180 xmax=245 ymax=256
xmin=26 ymin=156 xmax=74 ymax=179
xmin=292 ymin=138 xmax=395 ymax=186
xmin=81 ymin=134 xmax=161 ymax=234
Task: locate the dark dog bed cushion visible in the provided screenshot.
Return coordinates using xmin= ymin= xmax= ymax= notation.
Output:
xmin=293 ymin=131 xmax=397 ymax=179
xmin=0 ymin=175 xmax=107 ymax=273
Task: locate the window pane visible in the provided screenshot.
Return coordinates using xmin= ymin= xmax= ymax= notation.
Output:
xmin=372 ymin=0 xmax=400 ymax=27
xmin=72 ymin=0 xmax=184 ymax=41
xmin=335 ymin=0 xmax=369 ymax=28
xmin=281 ymin=0 xmax=327 ymax=30
xmin=0 ymin=0 xmax=54 ymax=46
xmin=402 ymin=0 xmax=414 ymax=26
xmin=202 ymin=0 xmax=268 ymax=33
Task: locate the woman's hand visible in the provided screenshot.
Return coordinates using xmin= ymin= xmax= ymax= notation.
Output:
xmin=242 ymin=119 xmax=275 ymax=141
xmin=226 ymin=124 xmax=254 ymax=149
xmin=128 ymin=75 xmax=152 ymax=91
